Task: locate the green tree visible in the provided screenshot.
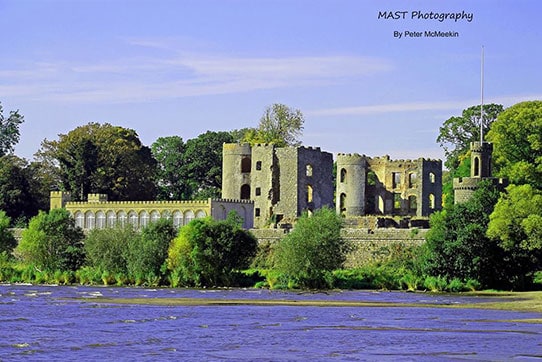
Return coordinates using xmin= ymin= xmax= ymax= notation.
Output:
xmin=167 ymin=213 xmax=257 ymax=287
xmin=126 ymin=218 xmax=177 ymax=281
xmin=423 ymin=181 xmax=509 ymax=288
xmin=0 ymin=211 xmax=16 ymax=255
xmin=0 ymin=102 xmax=24 ymax=157
xmin=183 ymin=131 xmax=234 ymax=199
xmin=437 ymin=104 xmax=503 ymax=171
xmin=39 ymin=122 xmax=157 ymax=201
xmin=273 ymin=207 xmax=347 ymax=288
xmin=244 ymin=103 xmax=304 ymax=147
xmin=487 ymin=185 xmax=542 ymax=272
xmin=15 ymin=209 xmax=85 ymax=271
xmin=84 ymin=224 xmax=136 ymax=274
xmin=151 ymin=136 xmax=190 ymax=200
xmin=0 ymin=155 xmax=34 ymax=222
xmin=486 ymin=100 xmax=542 ymax=189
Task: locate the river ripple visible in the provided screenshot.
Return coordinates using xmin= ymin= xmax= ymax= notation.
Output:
xmin=1 ymin=284 xmax=541 ymax=361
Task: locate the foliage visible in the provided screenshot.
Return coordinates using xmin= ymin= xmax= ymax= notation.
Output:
xmin=486 ymin=184 xmax=542 ymax=288
xmin=126 ymin=218 xmax=177 ymax=283
xmin=84 ymin=224 xmax=136 ymax=274
xmin=0 ymin=102 xmax=24 ymax=157
xmin=38 ymin=122 xmax=157 ymax=201
xmin=437 ymin=103 xmax=503 ymax=171
xmin=0 ymin=211 xmax=16 ymax=254
xmin=486 ymin=100 xmax=542 ymax=189
xmin=0 ymin=155 xmax=34 ymax=221
xmin=244 ymin=103 xmax=304 ymax=147
xmin=151 ymin=136 xmax=190 ymax=200
xmin=167 ymin=213 xmax=258 ymax=287
xmin=423 ymin=181 xmax=506 ymax=289
xmin=15 ymin=209 xmax=85 ymax=271
xmin=273 ymin=207 xmax=347 ymax=289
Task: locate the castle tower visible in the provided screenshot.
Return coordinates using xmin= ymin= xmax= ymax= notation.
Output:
xmin=221 ymin=143 xmax=252 ymax=200
xmin=50 ymin=191 xmax=71 ymax=210
xmin=336 ymin=154 xmax=368 ymax=217
xmin=470 ymin=141 xmax=493 ymax=178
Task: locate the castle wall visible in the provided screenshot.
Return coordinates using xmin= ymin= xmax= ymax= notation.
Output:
xmin=221 ymin=143 xmax=252 ymax=200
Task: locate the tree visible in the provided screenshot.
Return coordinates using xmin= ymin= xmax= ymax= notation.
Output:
xmin=0 ymin=211 xmax=16 ymax=255
xmin=437 ymin=104 xmax=503 ymax=171
xmin=15 ymin=209 xmax=85 ymax=271
xmin=273 ymin=207 xmax=347 ymax=288
xmin=486 ymin=100 xmax=542 ymax=189
xmin=423 ymin=181 xmax=515 ymax=289
xmin=126 ymin=218 xmax=177 ymax=282
xmin=167 ymin=213 xmax=257 ymax=287
xmin=84 ymin=224 xmax=136 ymax=274
xmin=0 ymin=155 xmax=34 ymax=222
xmin=488 ymin=184 xmax=542 ymax=255
xmin=151 ymin=136 xmax=190 ymax=200
xmin=39 ymin=122 xmax=157 ymax=201
xmin=0 ymin=102 xmax=24 ymax=157
xmin=183 ymin=131 xmax=234 ymax=199
xmin=244 ymin=103 xmax=304 ymax=147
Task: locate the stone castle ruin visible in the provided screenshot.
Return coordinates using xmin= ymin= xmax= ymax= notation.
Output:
xmin=453 ymin=141 xmax=507 ymax=203
xmin=222 ymin=143 xmax=442 ymax=228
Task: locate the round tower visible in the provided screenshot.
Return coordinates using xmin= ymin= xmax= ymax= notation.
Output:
xmin=470 ymin=141 xmax=493 ymax=178
xmin=222 ymin=143 xmax=252 ymax=200
xmin=336 ymin=153 xmax=368 ymax=217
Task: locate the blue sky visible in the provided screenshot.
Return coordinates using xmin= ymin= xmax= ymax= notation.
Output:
xmin=1 ymin=0 xmax=541 ymax=163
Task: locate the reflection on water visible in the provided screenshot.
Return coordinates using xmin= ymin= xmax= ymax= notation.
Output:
xmin=1 ymin=284 xmax=541 ymax=361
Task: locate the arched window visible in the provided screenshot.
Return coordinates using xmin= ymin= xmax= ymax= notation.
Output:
xmin=74 ymin=211 xmax=84 ymax=229
xmin=118 ymin=211 xmax=127 ymax=226
xmin=340 ymin=193 xmax=346 ymax=214
xmin=408 ymin=195 xmax=417 ymax=212
xmin=306 ymin=164 xmax=313 ymax=177
xmin=128 ymin=211 xmax=138 ymax=228
xmin=429 ymin=194 xmax=435 ymax=209
xmin=240 ymin=184 xmax=251 ymax=199
xmin=96 ymin=211 xmax=106 ymax=229
xmin=140 ymin=211 xmax=149 ymax=228
xmin=185 ymin=210 xmax=195 ymax=224
xmin=256 ymin=161 xmax=262 ymax=170
xmin=195 ymin=210 xmax=206 ymax=219
xmin=241 ymin=157 xmax=251 ymax=173
xmin=429 ymin=172 xmax=436 ymax=183
xmin=85 ymin=211 xmax=95 ymax=229
xmin=172 ymin=211 xmax=183 ymax=228
xmin=409 ymin=173 xmax=417 ymax=188
xmin=474 ymin=157 xmax=480 ymax=177
xmin=150 ymin=210 xmax=161 ymax=223
xmin=107 ymin=211 xmax=116 ymax=227
xmin=340 ymin=168 xmax=347 ymax=183
xmin=307 ymin=185 xmax=313 ymax=203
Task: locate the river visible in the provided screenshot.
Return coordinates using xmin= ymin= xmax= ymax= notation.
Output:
xmin=1 ymin=284 xmax=541 ymax=361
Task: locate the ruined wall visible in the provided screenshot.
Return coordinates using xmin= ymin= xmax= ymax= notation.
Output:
xmin=221 ymin=143 xmax=252 ymax=200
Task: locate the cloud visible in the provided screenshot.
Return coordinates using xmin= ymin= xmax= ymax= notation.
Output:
xmin=306 ymin=95 xmax=542 ymax=117
xmin=0 ymin=50 xmax=392 ymax=103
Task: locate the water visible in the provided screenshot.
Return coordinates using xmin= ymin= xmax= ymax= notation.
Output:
xmin=1 ymin=284 xmax=541 ymax=361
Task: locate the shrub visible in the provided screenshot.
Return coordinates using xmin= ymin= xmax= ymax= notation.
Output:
xmin=84 ymin=224 xmax=136 ymax=275
xmin=15 ymin=209 xmax=85 ymax=272
xmin=273 ymin=207 xmax=348 ymax=289
xmin=0 ymin=211 xmax=16 ymax=254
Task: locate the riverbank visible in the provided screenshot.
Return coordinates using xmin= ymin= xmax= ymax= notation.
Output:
xmin=87 ymin=290 xmax=542 ymax=318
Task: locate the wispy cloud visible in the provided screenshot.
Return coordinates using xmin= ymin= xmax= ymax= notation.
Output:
xmin=0 ymin=48 xmax=393 ymax=103
xmin=306 ymin=95 xmax=542 ymax=117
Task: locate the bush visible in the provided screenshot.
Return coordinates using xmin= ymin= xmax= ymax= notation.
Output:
xmin=15 ymin=209 xmax=85 ymax=271
xmin=84 ymin=224 xmax=136 ymax=274
xmin=0 ymin=211 xmax=16 ymax=254
xmin=167 ymin=212 xmax=258 ymax=287
xmin=273 ymin=207 xmax=348 ymax=289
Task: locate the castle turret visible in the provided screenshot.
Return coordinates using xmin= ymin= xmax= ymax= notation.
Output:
xmin=222 ymin=143 xmax=252 ymax=200
xmin=50 ymin=191 xmax=71 ymax=210
xmin=336 ymin=154 xmax=368 ymax=217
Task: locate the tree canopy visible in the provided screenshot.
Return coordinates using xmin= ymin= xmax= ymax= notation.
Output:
xmin=39 ymin=122 xmax=157 ymax=201
xmin=437 ymin=103 xmax=503 ymax=171
xmin=244 ymin=103 xmax=304 ymax=147
xmin=486 ymin=100 xmax=542 ymax=189
xmin=0 ymin=103 xmax=24 ymax=157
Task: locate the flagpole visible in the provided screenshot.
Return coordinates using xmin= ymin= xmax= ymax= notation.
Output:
xmin=480 ymin=46 xmax=484 ymax=143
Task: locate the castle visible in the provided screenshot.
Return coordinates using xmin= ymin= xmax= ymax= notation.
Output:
xmin=221 ymin=143 xmax=442 ymax=228
xmin=50 ymin=143 xmax=443 ymax=230
xmin=453 ymin=141 xmax=507 ymax=203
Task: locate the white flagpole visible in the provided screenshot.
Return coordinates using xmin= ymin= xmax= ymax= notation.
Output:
xmin=480 ymin=46 xmax=484 ymax=143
